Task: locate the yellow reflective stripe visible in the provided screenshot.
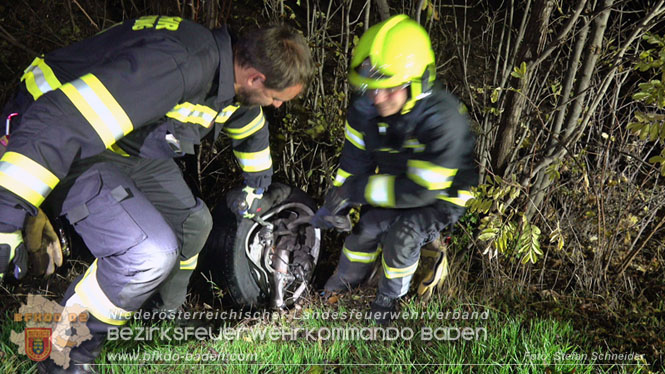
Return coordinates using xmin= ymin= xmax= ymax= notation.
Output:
xmin=345 ymin=121 xmax=365 ymax=150
xmin=382 ymin=257 xmax=419 ymax=279
xmin=224 ymin=109 xmax=265 ymax=139
xmin=166 ymin=102 xmax=218 ymax=128
xmin=407 ymin=159 xmax=457 ymax=190
xmin=180 ymin=254 xmax=199 ymax=270
xmin=75 ymin=260 xmax=133 ymax=325
xmin=109 ymin=144 xmax=130 ymax=157
xmin=438 ymin=190 xmax=475 ymax=207
xmin=343 ymin=246 xmax=381 ymax=263
xmin=233 ymin=147 xmax=272 ymax=172
xmin=60 ymin=74 xmax=133 ymax=148
xmin=378 ymin=122 xmax=389 ymax=134
xmin=214 ymin=104 xmax=240 ymax=124
xmin=0 ymin=152 xmax=59 ymax=207
xmin=333 ymin=168 xmax=352 ymax=187
xmin=364 ymin=175 xmax=395 ymax=207
xmin=404 ymin=138 xmax=425 ymax=152
xmin=21 ymin=57 xmax=62 ymax=100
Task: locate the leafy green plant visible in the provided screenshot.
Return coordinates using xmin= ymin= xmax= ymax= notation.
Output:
xmin=468 ymin=176 xmax=545 ymax=264
xmin=628 ymin=33 xmax=665 ymax=175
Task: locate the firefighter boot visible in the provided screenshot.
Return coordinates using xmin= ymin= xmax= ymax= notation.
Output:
xmin=323 ymin=267 xmax=370 ymax=296
xmin=370 ymin=293 xmax=398 ymax=326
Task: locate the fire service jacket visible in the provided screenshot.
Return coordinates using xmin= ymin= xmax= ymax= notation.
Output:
xmin=0 ymin=16 xmax=272 ymax=232
xmin=333 ymin=82 xmax=478 ymax=209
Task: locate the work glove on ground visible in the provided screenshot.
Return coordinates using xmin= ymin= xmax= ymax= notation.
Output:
xmin=234 ymin=186 xmax=265 ymax=219
xmin=0 ymin=231 xmax=28 ymax=282
xmin=311 ymin=186 xmax=352 ymax=232
xmin=416 ymin=236 xmax=449 ymax=301
xmin=24 ymin=208 xmax=63 ymax=276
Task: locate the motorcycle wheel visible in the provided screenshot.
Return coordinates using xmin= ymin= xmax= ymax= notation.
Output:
xmin=201 ymin=183 xmax=321 ymax=308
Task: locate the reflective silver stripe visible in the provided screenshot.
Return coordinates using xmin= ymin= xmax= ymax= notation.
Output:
xmin=439 ymin=190 xmax=475 ymax=207
xmin=0 ymin=152 xmax=59 ymax=207
xmin=224 ymin=110 xmax=265 ymax=139
xmin=166 ymin=103 xmax=217 ymax=128
xmin=60 ymin=74 xmax=133 ymax=148
xmin=345 ymin=121 xmax=366 ymax=150
xmin=233 ymin=148 xmax=272 ymax=172
xmin=74 ymin=260 xmax=133 ymax=325
xmin=71 ymin=79 xmax=126 ymax=141
xmin=382 ymin=257 xmax=419 ymax=279
xmin=404 ymin=138 xmax=425 ymax=152
xmin=180 ymin=254 xmax=199 ymax=270
xmin=378 ymin=122 xmax=388 ymax=134
xmin=365 ymin=175 xmax=395 ymax=207
xmin=407 ymin=160 xmax=457 ymax=190
xmin=30 ymin=66 xmax=53 ymax=95
xmin=343 ymin=246 xmax=381 ymax=263
xmin=333 ymin=168 xmax=352 ymax=187
xmin=21 ymin=57 xmax=62 ymax=100
xmin=0 ymin=163 xmax=53 ymax=202
xmin=215 ymin=105 xmax=240 ymax=124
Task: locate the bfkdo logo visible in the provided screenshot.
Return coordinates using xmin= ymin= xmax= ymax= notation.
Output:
xmin=25 ymin=328 xmax=52 ymax=361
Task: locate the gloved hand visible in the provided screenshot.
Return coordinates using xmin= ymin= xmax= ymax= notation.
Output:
xmin=310 ymin=208 xmax=353 ymax=232
xmin=24 ymin=208 xmax=63 ymax=276
xmin=0 ymin=231 xmax=28 ymax=282
xmin=235 ymin=186 xmax=265 ymax=219
xmin=417 ymin=236 xmax=449 ymax=300
xmin=311 ymin=186 xmax=352 ymax=231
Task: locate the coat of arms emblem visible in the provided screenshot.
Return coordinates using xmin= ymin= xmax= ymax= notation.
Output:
xmin=25 ymin=328 xmax=51 ymax=361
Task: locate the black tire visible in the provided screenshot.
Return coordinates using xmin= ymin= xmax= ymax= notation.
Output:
xmin=201 ymin=183 xmax=321 ymax=308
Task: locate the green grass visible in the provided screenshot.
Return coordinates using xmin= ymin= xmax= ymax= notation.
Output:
xmin=1 ymin=294 xmax=653 ymax=374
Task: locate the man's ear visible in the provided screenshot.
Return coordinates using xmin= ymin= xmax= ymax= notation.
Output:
xmin=247 ymin=71 xmax=266 ymax=88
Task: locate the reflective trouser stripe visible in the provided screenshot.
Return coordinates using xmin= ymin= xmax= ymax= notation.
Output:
xmin=233 ymin=147 xmax=272 ymax=172
xmin=364 ymin=175 xmax=396 ymax=207
xmin=74 ymin=260 xmax=133 ymax=325
xmin=342 ymin=245 xmax=381 ymax=263
xmin=214 ymin=104 xmax=240 ymax=124
xmin=407 ymin=159 xmax=456 ymax=190
xmin=59 ymin=74 xmax=133 ymax=148
xmin=438 ymin=189 xmax=475 ymax=207
xmin=333 ymin=168 xmax=352 ymax=187
xmin=179 ymin=254 xmax=199 ymax=270
xmin=21 ymin=57 xmax=62 ymax=100
xmin=166 ymin=102 xmax=217 ymax=128
xmin=0 ymin=152 xmax=59 ymax=207
xmin=345 ymin=121 xmax=366 ymax=150
xmin=382 ymin=256 xmax=419 ymax=279
xmin=224 ymin=109 xmax=265 ymax=139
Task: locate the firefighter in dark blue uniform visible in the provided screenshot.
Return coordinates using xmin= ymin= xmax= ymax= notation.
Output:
xmin=312 ymin=15 xmax=478 ymax=324
xmin=0 ymin=16 xmax=313 ymax=373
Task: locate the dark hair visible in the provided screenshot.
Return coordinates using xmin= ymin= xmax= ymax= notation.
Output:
xmin=234 ymin=26 xmax=314 ymax=90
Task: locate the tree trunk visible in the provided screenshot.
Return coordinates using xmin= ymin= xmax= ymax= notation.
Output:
xmin=491 ymin=0 xmax=554 ymax=175
xmin=561 ymin=0 xmax=614 ymax=143
xmin=374 ymin=0 xmax=390 ymax=20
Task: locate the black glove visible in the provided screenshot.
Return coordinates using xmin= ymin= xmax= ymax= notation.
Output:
xmin=310 ymin=187 xmax=352 ymax=231
xmin=234 ymin=186 xmax=265 ymax=218
xmin=0 ymin=231 xmax=28 ymax=282
xmin=310 ymin=207 xmax=352 ymax=232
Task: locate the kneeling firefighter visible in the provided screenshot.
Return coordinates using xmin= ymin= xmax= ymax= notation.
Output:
xmin=311 ymin=14 xmax=478 ymax=324
xmin=0 ymin=16 xmax=313 ymax=373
